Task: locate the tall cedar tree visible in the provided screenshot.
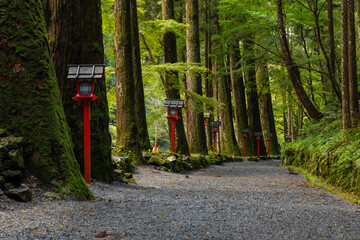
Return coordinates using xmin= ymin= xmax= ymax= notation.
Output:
xmin=42 ymin=0 xmax=114 ymax=182
xmin=229 ymin=40 xmax=254 ymax=156
xmin=243 ymin=37 xmax=266 ymax=156
xmin=162 ymin=0 xmax=190 ymax=155
xmin=185 ymin=0 xmax=208 ymax=154
xmin=115 ymin=0 xmax=144 ymax=163
xmin=0 ymin=0 xmax=92 ymax=200
xmin=204 ymin=0 xmax=213 ymax=150
xmin=257 ymin=60 xmax=281 ymax=155
xmin=211 ymin=2 xmax=239 ymax=155
xmin=341 ymin=0 xmax=351 ymax=129
xmin=276 ymin=0 xmax=323 ymax=121
xmin=130 ymin=0 xmax=151 ymax=151
xmin=347 ymin=0 xmax=359 ymax=127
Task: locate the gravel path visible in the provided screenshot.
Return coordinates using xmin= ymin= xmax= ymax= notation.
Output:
xmin=1 ymin=160 xmax=360 ymax=239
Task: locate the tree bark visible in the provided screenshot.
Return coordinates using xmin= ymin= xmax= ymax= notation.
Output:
xmin=42 ymin=0 xmax=114 ymax=182
xmin=162 ymin=0 xmax=190 ymax=155
xmin=218 ymin=61 xmax=240 ymax=156
xmin=204 ymin=0 xmax=213 ymax=150
xmin=229 ymin=40 xmax=254 ymax=156
xmin=276 ymin=0 xmax=323 ymax=121
xmin=130 ymin=0 xmax=151 ymax=151
xmin=243 ymin=37 xmax=266 ymax=156
xmin=257 ymin=61 xmax=281 ymax=155
xmin=347 ymin=0 xmax=359 ymax=127
xmin=0 ymin=0 xmax=92 ymax=200
xmin=185 ymin=0 xmax=207 ymax=154
xmin=115 ymin=0 xmax=144 ymax=163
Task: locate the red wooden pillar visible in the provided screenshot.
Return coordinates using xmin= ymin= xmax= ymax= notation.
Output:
xmin=170 ymin=118 xmax=176 ymax=152
xmin=214 ymin=132 xmax=217 ymax=153
xmin=83 ymin=101 xmax=91 ymax=184
xmin=243 ymin=136 xmax=247 ymax=157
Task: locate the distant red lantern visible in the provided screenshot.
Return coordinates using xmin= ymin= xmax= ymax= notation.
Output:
xmin=164 ymin=99 xmax=184 ymax=152
xmin=265 ymin=133 xmax=273 ymax=157
xmin=67 ymin=64 xmax=105 ymax=184
xmin=210 ymin=121 xmax=221 ymax=153
xmin=254 ymin=132 xmax=262 ymax=158
xmin=240 ymin=129 xmax=249 ymax=157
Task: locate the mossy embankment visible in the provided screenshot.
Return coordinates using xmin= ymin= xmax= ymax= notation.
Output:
xmin=281 ymin=115 xmax=360 ymax=204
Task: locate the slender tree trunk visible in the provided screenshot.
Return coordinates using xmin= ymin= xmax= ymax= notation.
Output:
xmin=114 ymin=0 xmax=144 ymax=163
xmin=204 ymin=0 xmax=213 ymax=150
xmin=328 ymin=0 xmax=337 ymax=89
xmin=347 ymin=0 xmax=359 ymax=127
xmin=0 ymin=0 xmax=92 ymax=200
xmin=243 ymin=37 xmax=266 ymax=156
xmin=276 ymin=0 xmax=323 ymax=121
xmin=130 ymin=0 xmax=151 ymax=151
xmin=341 ymin=0 xmax=351 ymax=130
xmin=257 ymin=61 xmax=281 ymax=155
xmin=162 ymin=0 xmax=190 ymax=155
xmin=185 ymin=0 xmax=207 ymax=154
xmin=229 ymin=40 xmax=254 ymax=156
xmin=314 ymin=1 xmax=341 ymax=102
xmin=42 ymin=0 xmax=114 ymax=182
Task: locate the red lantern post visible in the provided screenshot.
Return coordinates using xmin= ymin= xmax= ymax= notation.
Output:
xmin=68 ymin=64 xmax=104 ymax=184
xmin=265 ymin=133 xmax=272 ymax=157
xmin=255 ymin=132 xmax=262 ymax=158
xmin=240 ymin=129 xmax=249 ymax=157
xmin=210 ymin=121 xmax=221 ymax=153
xmin=164 ymin=99 xmax=184 ymax=152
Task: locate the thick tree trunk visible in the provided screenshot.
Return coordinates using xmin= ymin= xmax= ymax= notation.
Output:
xmin=0 ymin=0 xmax=92 ymax=200
xmin=185 ymin=0 xmax=207 ymax=154
xmin=229 ymin=41 xmax=254 ymax=156
xmin=341 ymin=0 xmax=351 ymax=130
xmin=243 ymin=38 xmax=266 ymax=156
xmin=218 ymin=62 xmax=240 ymax=156
xmin=130 ymin=0 xmax=151 ymax=151
xmin=162 ymin=0 xmax=190 ymax=155
xmin=276 ymin=0 xmax=323 ymax=121
xmin=257 ymin=61 xmax=281 ymax=155
xmin=347 ymin=0 xmax=359 ymax=127
xmin=42 ymin=0 xmax=114 ymax=182
xmin=114 ymin=0 xmax=144 ymax=163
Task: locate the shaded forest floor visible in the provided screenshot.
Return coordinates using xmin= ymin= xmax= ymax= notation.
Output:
xmin=1 ymin=160 xmax=360 ymax=239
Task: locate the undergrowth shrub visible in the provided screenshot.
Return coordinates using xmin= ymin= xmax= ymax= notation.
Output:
xmin=281 ymin=115 xmax=360 ymax=195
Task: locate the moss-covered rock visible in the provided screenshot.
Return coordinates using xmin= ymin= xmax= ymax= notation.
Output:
xmin=148 ymin=155 xmax=166 ymax=166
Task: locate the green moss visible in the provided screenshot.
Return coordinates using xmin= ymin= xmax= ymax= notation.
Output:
xmin=0 ymin=0 xmax=93 ymax=200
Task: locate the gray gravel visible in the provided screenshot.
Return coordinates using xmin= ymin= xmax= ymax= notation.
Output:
xmin=1 ymin=160 xmax=360 ymax=239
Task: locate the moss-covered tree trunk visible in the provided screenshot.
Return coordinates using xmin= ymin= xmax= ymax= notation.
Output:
xmin=185 ymin=0 xmax=208 ymax=154
xmin=130 ymin=0 xmax=151 ymax=151
xmin=114 ymin=0 xmax=144 ymax=163
xmin=218 ymin=64 xmax=240 ymax=156
xmin=229 ymin=41 xmax=254 ymax=156
xmin=257 ymin=60 xmax=281 ymax=155
xmin=243 ymin=37 xmax=266 ymax=156
xmin=0 ymin=0 xmax=92 ymax=200
xmin=162 ymin=0 xmax=190 ymax=155
xmin=42 ymin=0 xmax=114 ymax=182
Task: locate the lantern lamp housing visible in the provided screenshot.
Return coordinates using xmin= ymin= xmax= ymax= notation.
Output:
xmin=67 ymin=64 xmax=105 ymax=102
xmin=265 ymin=133 xmax=273 ymax=140
xmin=255 ymin=132 xmax=262 ymax=140
xmin=164 ymin=99 xmax=184 ymax=120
